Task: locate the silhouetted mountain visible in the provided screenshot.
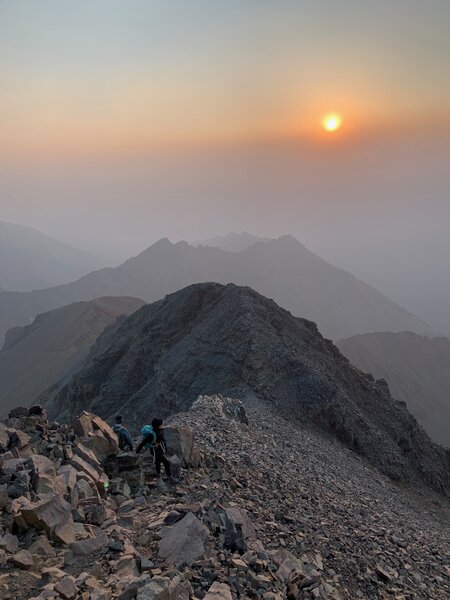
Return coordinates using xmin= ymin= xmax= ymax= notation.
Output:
xmin=0 ymin=236 xmax=429 ymax=344
xmin=0 ymin=296 xmax=144 ymax=417
xmin=337 ymin=332 xmax=450 ymax=448
xmin=45 ymin=283 xmax=449 ymax=496
xmin=0 ymin=220 xmax=106 ymax=292
xmin=192 ymin=231 xmax=269 ymax=252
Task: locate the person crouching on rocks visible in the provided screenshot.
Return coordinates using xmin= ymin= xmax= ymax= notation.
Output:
xmin=136 ymin=418 xmax=172 ymax=479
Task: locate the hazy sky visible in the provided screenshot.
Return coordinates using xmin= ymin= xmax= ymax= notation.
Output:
xmin=1 ymin=1 xmax=449 ymax=330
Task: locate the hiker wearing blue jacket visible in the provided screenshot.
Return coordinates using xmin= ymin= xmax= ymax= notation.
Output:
xmin=136 ymin=418 xmax=171 ymax=478
xmin=112 ymin=415 xmax=134 ymax=451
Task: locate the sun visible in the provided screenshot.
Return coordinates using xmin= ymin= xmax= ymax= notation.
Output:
xmin=322 ymin=113 xmax=342 ymax=132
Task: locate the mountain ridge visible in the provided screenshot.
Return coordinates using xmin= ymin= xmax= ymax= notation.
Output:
xmin=0 ymin=235 xmax=430 ymax=344
xmin=0 ymin=296 xmax=145 ymax=417
xmin=43 ymin=282 xmax=449 ymax=497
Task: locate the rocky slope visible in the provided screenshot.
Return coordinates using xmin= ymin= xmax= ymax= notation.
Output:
xmin=0 ymin=399 xmax=448 ymax=600
xmin=0 ymin=221 xmax=106 ymax=292
xmin=0 ymin=236 xmax=429 ymax=344
xmin=44 ymin=283 xmax=449 ymax=497
xmin=0 ymin=297 xmax=144 ymax=418
xmin=337 ymin=332 xmax=450 ymax=448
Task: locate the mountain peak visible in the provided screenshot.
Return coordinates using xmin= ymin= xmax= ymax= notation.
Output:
xmin=45 ymin=282 xmax=448 ymax=497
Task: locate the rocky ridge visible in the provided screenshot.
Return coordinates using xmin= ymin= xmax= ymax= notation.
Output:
xmin=0 ymin=397 xmax=449 ymax=600
xmin=44 ymin=283 xmax=449 ymax=498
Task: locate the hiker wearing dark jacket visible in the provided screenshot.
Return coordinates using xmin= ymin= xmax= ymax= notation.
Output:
xmin=136 ymin=418 xmax=171 ymax=477
xmin=112 ymin=415 xmax=134 ymax=451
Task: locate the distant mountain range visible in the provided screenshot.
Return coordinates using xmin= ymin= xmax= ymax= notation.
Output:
xmin=338 ymin=331 xmax=450 ymax=448
xmin=0 ymin=234 xmax=429 ymax=344
xmin=192 ymin=231 xmax=270 ymax=252
xmin=0 ymin=296 xmax=144 ymax=418
xmin=43 ymin=283 xmax=449 ymax=496
xmin=0 ymin=220 xmax=106 ymax=292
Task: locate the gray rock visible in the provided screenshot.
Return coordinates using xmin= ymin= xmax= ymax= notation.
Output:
xmin=158 ymin=512 xmax=208 ymax=565
xmin=10 ymin=549 xmax=34 ymax=569
xmin=164 ymin=427 xmax=195 ymax=467
xmin=18 ymin=494 xmax=74 ymax=541
xmin=0 ymin=533 xmax=19 ymax=553
xmin=69 ymin=533 xmax=108 ymax=556
xmin=54 ymin=576 xmax=77 ymax=599
xmin=203 ymin=582 xmax=233 ymax=600
xmin=28 ymin=535 xmax=55 ymax=557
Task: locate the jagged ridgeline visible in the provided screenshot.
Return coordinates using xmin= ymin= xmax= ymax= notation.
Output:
xmin=44 ymin=283 xmax=450 ymax=496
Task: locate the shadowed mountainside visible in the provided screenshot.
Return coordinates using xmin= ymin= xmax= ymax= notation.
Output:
xmin=0 ymin=296 xmax=144 ymax=417
xmin=338 ymin=331 xmax=450 ymax=448
xmin=0 ymin=236 xmax=429 ymax=344
xmin=44 ymin=283 xmax=449 ymax=496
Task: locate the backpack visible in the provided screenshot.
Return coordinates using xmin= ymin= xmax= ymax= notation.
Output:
xmin=141 ymin=425 xmax=157 ymax=449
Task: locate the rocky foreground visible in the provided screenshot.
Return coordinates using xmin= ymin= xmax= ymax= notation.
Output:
xmin=0 ymin=398 xmax=449 ymax=600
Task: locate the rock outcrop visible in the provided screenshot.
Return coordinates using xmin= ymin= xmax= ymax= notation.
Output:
xmin=45 ymin=283 xmax=449 ymax=496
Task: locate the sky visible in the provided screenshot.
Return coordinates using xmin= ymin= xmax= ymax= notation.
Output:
xmin=0 ymin=0 xmax=449 ymax=330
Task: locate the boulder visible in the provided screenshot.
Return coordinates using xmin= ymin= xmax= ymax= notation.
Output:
xmin=69 ymin=454 xmax=108 ymax=489
xmin=10 ymin=549 xmax=34 ymax=569
xmin=137 ymin=577 xmax=170 ymax=600
xmin=53 ymin=521 xmax=77 ymax=545
xmin=29 ymin=405 xmax=46 ymax=417
xmin=73 ymin=478 xmax=96 ymax=500
xmin=57 ymin=465 xmax=79 ymax=491
xmin=86 ymin=431 xmax=117 ymax=460
xmin=73 ymin=412 xmax=94 ymax=437
xmin=8 ymin=406 xmax=29 ymax=418
xmin=8 ymin=429 xmax=30 ymax=450
xmin=18 ymin=494 xmax=74 ymax=541
xmin=0 ymin=533 xmax=19 ymax=553
xmin=26 ymin=454 xmax=55 ymax=476
xmin=217 ymin=506 xmax=256 ymax=553
xmin=167 ymin=575 xmax=192 ymax=600
xmin=113 ymin=556 xmax=140 ymax=578
xmin=73 ymin=443 xmax=102 ymax=468
xmin=203 ymin=582 xmax=233 ymax=600
xmin=136 ymin=575 xmax=191 ymax=600
xmin=28 ymin=536 xmax=56 ymax=557
xmin=35 ymin=473 xmax=67 ymax=496
xmin=158 ymin=512 xmax=208 ymax=565
xmin=69 ymin=533 xmax=108 ymax=556
xmin=54 ymin=575 xmax=77 ymax=599
xmin=73 ymin=412 xmax=119 ymax=459
xmin=164 ymin=427 xmax=195 ymax=467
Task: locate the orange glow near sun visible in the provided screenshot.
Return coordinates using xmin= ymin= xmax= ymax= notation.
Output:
xmin=322 ymin=113 xmax=343 ymax=132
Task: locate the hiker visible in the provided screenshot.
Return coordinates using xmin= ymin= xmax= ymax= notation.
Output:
xmin=136 ymin=418 xmax=172 ymax=478
xmin=112 ymin=415 xmax=134 ymax=451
